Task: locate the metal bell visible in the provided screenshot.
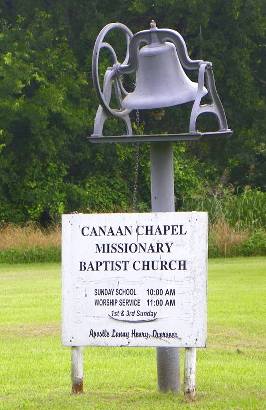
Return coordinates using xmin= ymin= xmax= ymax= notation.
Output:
xmin=91 ymin=21 xmax=232 ymax=140
xmin=122 ymin=41 xmax=204 ymax=110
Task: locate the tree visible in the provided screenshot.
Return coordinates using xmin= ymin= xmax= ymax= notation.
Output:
xmin=0 ymin=1 xmax=265 ymax=225
xmin=0 ymin=12 xmax=89 ymax=223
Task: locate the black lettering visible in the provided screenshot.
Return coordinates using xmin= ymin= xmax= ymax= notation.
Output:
xmin=107 ymin=226 xmax=114 ymax=236
xmin=160 ymin=260 xmax=168 ymax=270
xmin=180 ymin=225 xmax=187 ymax=235
xmin=147 ymin=243 xmax=155 ymax=253
xmin=169 ymin=260 xmax=177 ymax=270
xmin=156 ymin=243 xmax=164 ymax=253
xmin=165 ymin=242 xmax=173 ymax=252
xmin=96 ymin=261 xmax=104 ymax=270
xmin=138 ymin=243 xmax=146 ymax=253
xmin=110 ymin=243 xmax=117 ymax=253
xmin=133 ymin=261 xmax=140 ymax=270
xmin=98 ymin=226 xmax=106 ymax=236
xmin=79 ymin=261 xmax=86 ymax=271
xmin=171 ymin=225 xmax=179 ymax=235
xmin=129 ymin=243 xmax=138 ymax=253
xmin=163 ymin=225 xmax=171 ymax=235
xmin=117 ymin=243 xmax=124 ymax=253
xmin=154 ymin=225 xmax=162 ymax=235
xmin=124 ymin=226 xmax=132 ymax=235
xmin=142 ymin=260 xmax=150 ymax=270
xmin=178 ymin=260 xmax=187 ymax=270
xmin=136 ymin=225 xmax=144 ymax=235
xmin=81 ymin=227 xmax=89 ymax=236
xmin=95 ymin=243 xmax=104 ymax=253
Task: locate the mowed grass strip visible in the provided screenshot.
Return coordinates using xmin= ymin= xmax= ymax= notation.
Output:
xmin=0 ymin=258 xmax=265 ymax=409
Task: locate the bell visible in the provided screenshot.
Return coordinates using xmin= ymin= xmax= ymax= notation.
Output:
xmin=122 ymin=41 xmax=204 ymax=110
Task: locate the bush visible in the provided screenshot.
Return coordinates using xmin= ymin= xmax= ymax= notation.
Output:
xmin=239 ymin=230 xmax=266 ymax=256
xmin=0 ymin=247 xmax=60 ymax=263
xmin=182 ymin=188 xmax=266 ymax=230
xmin=85 ymin=176 xmax=131 ymax=212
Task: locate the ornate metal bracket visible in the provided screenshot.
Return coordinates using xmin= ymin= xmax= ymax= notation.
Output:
xmin=189 ymin=63 xmax=229 ymax=133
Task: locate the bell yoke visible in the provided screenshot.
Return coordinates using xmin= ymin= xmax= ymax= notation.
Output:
xmin=91 ymin=21 xmax=232 ymax=141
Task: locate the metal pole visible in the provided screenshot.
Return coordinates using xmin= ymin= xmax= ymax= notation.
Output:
xmin=150 ymin=142 xmax=180 ymax=393
xmin=71 ymin=346 xmax=84 ymax=394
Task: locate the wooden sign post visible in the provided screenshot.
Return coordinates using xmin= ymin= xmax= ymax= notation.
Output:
xmin=62 ymin=211 xmax=207 ymax=395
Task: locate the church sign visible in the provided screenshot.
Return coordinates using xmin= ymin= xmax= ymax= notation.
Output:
xmin=62 ymin=212 xmax=207 ymax=348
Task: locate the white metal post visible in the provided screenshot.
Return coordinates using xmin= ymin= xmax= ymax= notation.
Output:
xmin=71 ymin=346 xmax=84 ymax=394
xmin=151 ymin=142 xmax=180 ymax=393
xmin=184 ymin=347 xmax=196 ymax=399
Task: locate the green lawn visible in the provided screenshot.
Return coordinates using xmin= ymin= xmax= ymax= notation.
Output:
xmin=0 ymin=258 xmax=265 ymax=409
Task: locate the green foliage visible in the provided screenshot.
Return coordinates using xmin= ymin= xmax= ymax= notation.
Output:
xmin=182 ymin=188 xmax=266 ymax=230
xmin=240 ymin=230 xmax=266 ymax=256
xmin=0 ymin=246 xmax=60 ymax=263
xmin=85 ymin=175 xmax=131 ymax=212
xmin=0 ymin=2 xmax=265 ymax=225
xmin=0 ymin=12 xmax=89 ymax=224
xmin=173 ymin=144 xmax=205 ymax=206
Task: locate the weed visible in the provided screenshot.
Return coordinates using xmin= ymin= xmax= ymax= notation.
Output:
xmin=0 ymin=223 xmax=60 ymax=250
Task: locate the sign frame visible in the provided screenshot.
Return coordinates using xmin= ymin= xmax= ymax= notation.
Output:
xmin=62 ymin=211 xmax=208 ymax=348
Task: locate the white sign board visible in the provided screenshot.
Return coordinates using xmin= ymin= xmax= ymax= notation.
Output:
xmin=62 ymin=212 xmax=207 ymax=348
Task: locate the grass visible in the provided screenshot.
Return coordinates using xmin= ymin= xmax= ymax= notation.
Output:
xmin=0 ymin=221 xmax=265 ymax=263
xmin=209 ymin=220 xmax=249 ymax=257
xmin=0 ymin=224 xmax=61 ymax=250
xmin=208 ymin=221 xmax=266 ymax=257
xmin=0 ymin=258 xmax=265 ymax=409
xmin=182 ymin=188 xmax=266 ymax=230
xmin=0 ymin=224 xmax=61 ymax=263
